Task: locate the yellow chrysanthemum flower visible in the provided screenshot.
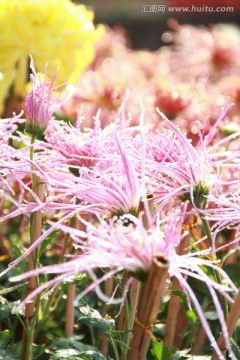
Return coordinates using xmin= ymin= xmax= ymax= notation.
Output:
xmin=0 ymin=0 xmax=104 ymax=114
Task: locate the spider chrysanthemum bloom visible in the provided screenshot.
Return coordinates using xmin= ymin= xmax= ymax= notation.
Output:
xmin=45 ymin=115 xmax=108 ymax=168
xmin=9 ymin=211 xmax=237 ymax=359
xmin=0 ymin=0 xmax=104 ymax=114
xmin=152 ymin=105 xmax=238 ymax=209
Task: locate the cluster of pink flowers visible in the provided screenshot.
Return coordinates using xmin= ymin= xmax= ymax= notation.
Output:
xmin=1 ymin=22 xmax=240 ymax=359
xmin=57 ymin=23 xmax=240 ymax=140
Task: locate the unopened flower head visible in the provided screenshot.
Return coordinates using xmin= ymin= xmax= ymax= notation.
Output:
xmin=25 ymin=56 xmax=58 ymax=137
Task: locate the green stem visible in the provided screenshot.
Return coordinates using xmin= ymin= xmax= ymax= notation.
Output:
xmin=211 ymin=287 xmax=240 ymax=360
xmin=35 ymin=288 xmax=64 ymax=339
xmin=64 ymin=215 xmax=78 ymax=337
xmin=200 ymin=215 xmax=213 ymax=247
xmin=200 ymin=214 xmax=228 ymax=319
xmin=121 ymin=293 xmax=131 ymax=360
xmin=109 ymin=335 xmax=120 ymax=360
xmin=35 ymin=213 xmax=77 ymax=338
xmin=118 ymin=271 xmax=132 ymax=360
xmin=30 ymin=135 xmax=36 ymax=193
xmin=25 ymin=326 xmax=34 ymax=360
xmin=22 ymin=135 xmax=41 ymax=360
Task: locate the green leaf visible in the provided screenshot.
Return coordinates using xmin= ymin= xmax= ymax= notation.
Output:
xmin=0 ymin=282 xmax=27 ymax=296
xmin=54 ymin=112 xmax=74 ymax=125
xmin=168 ymin=290 xmax=187 ymax=305
xmin=77 ymin=305 xmax=115 ymax=334
xmin=168 ymin=290 xmax=186 ymax=298
xmin=38 ymin=229 xmax=59 ymax=258
xmin=0 ymin=330 xmax=11 ymax=349
xmin=203 ymin=311 xmax=218 ymax=321
xmin=78 ymin=351 xmax=106 ymax=360
xmin=224 ymin=263 xmax=240 ymax=288
xmin=0 ymin=342 xmax=44 ymax=360
xmin=50 ymin=349 xmax=106 ymax=360
xmin=50 ymin=336 xmax=95 ymax=352
xmin=151 ymin=341 xmax=169 ymax=360
xmin=169 ymin=348 xmax=191 ymax=359
xmin=50 ymin=348 xmax=82 ymax=359
xmin=186 ymin=310 xmax=199 ymax=321
xmin=185 ymin=357 xmax=210 ymax=359
xmin=230 ymin=337 xmax=240 ymax=358
xmin=0 ymin=301 xmax=20 ymax=321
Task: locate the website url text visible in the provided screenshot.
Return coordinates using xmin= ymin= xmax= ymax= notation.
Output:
xmin=141 ymin=5 xmax=235 ymax=13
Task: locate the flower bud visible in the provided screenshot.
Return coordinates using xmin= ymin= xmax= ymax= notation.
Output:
xmin=25 ymin=56 xmax=57 ymax=137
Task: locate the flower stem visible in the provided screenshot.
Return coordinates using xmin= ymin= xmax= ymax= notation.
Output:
xmin=200 ymin=214 xmax=229 ymax=319
xmin=200 ymin=215 xmax=213 ymax=247
xmin=100 ymin=278 xmax=114 ymax=357
xmin=191 ymin=324 xmax=207 ymax=355
xmin=211 ymin=288 xmax=240 ymax=360
xmin=164 ymin=276 xmax=182 ymax=351
xmin=118 ymin=272 xmax=132 ymax=359
xmin=65 ymin=283 xmax=76 ymax=336
xmin=30 ymin=135 xmax=36 ymax=192
xmin=64 ymin=214 xmax=79 ymax=337
xmin=118 ymin=276 xmax=141 ymax=360
xmin=127 ymin=256 xmax=169 ymax=360
xmin=164 ymin=233 xmax=189 ymax=351
xmin=22 ymin=135 xmax=44 ymax=360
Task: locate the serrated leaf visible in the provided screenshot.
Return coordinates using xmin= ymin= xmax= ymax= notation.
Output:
xmin=151 ymin=341 xmax=169 ymax=360
xmin=77 ymin=305 xmax=115 ymax=334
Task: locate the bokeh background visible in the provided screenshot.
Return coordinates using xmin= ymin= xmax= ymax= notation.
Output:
xmin=78 ymin=0 xmax=240 ymax=49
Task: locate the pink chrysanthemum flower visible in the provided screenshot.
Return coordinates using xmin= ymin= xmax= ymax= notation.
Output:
xmin=75 ymin=128 xmax=147 ymax=216
xmin=11 ymin=210 xmax=237 ymax=359
xmin=0 ymin=121 xmax=148 ymax=242
xmin=151 ymin=104 xmax=239 ymax=209
xmin=0 ymin=113 xmax=35 ymax=212
xmin=203 ymin=192 xmax=240 ymax=237
xmin=25 ymin=56 xmax=61 ymax=137
xmin=41 ymin=117 xmax=149 ymax=218
xmin=45 ymin=112 xmax=113 ymax=169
